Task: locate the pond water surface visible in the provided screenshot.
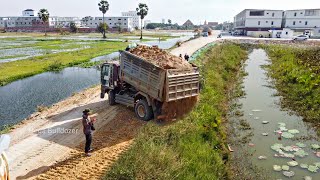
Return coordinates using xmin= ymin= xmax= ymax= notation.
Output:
xmin=236 ymin=49 xmax=320 ymax=179
xmin=0 ymin=67 xmax=99 ymax=127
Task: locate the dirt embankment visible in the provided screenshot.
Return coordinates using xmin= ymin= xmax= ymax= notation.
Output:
xmin=7 ymin=86 xmax=145 ymax=180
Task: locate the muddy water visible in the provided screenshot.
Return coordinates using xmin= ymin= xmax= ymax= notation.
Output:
xmin=238 ymin=49 xmax=319 ymax=179
xmin=0 ymin=67 xmax=99 ymax=127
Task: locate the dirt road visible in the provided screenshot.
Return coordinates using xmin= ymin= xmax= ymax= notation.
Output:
xmin=7 ymin=34 xmax=219 ymax=180
xmin=170 ymin=30 xmax=220 ymax=56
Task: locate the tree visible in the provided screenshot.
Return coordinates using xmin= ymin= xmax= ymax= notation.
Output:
xmin=97 ymin=23 xmax=109 ymax=35
xmin=98 ymin=0 xmax=109 ymax=38
xmin=70 ymin=22 xmax=78 ymax=33
xmin=136 ymin=3 xmax=148 ymax=39
xmin=168 ymin=19 xmax=172 ymax=25
xmin=38 ymin=9 xmax=50 ymax=36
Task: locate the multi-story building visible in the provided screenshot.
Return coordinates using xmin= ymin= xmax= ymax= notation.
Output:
xmin=121 ymin=11 xmax=142 ymax=29
xmin=284 ymin=9 xmax=320 ymax=31
xmin=234 ymin=9 xmax=284 ymax=34
xmin=0 ymin=9 xmax=82 ymax=31
xmin=84 ymin=16 xmax=134 ymax=32
xmin=234 ymin=9 xmax=320 ymax=34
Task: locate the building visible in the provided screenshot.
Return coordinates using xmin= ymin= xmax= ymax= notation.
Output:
xmin=182 ymin=19 xmax=194 ymax=27
xmin=234 ymin=9 xmax=320 ymax=35
xmin=208 ymin=22 xmax=218 ymax=28
xmin=0 ymin=9 xmax=82 ymax=32
xmin=234 ymin=9 xmax=284 ymax=34
xmin=121 ymin=11 xmax=142 ymax=29
xmin=83 ymin=16 xmax=134 ymax=32
xmin=284 ymin=9 xmax=320 ymax=31
xmin=22 ymin=9 xmax=37 ymax=17
xmin=162 ymin=19 xmax=166 ymax=24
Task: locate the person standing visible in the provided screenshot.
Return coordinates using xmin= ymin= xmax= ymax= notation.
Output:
xmin=184 ymin=54 xmax=190 ymax=61
xmin=82 ymin=109 xmax=95 ymax=157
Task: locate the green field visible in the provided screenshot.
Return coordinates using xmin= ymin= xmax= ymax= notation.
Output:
xmin=105 ymin=43 xmax=247 ymax=179
xmin=0 ymin=40 xmax=126 ymax=86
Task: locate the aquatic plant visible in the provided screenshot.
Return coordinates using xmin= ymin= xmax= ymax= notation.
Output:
xmin=287 ymin=161 xmax=298 ymax=167
xmin=282 ymin=132 xmax=294 ymax=139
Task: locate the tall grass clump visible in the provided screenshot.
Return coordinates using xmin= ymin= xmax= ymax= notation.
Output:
xmin=105 ymin=43 xmax=247 ymax=179
xmin=265 ymin=45 xmax=320 ymax=133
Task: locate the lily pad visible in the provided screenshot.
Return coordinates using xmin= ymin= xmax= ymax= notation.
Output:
xmin=294 ymin=150 xmax=308 ymax=158
xmin=283 ymin=171 xmax=295 ymax=177
xmin=279 ymin=126 xmax=288 ymax=132
xmin=288 ymin=129 xmax=300 ymax=134
xmin=271 ymin=144 xmax=284 ymax=151
xmin=252 ymin=109 xmax=262 ymax=112
xmin=262 ymin=133 xmax=269 ymax=136
xmin=262 ymin=121 xmax=269 ymax=124
xmin=311 ymin=144 xmax=320 ymax=150
xmin=254 ymin=117 xmax=260 ymax=120
xmin=307 ymin=165 xmax=319 ymax=173
xmin=314 ymin=162 xmax=320 ymax=168
xmin=287 ymin=161 xmax=298 ymax=167
xmin=283 ymin=146 xmax=294 ymax=152
xmin=282 ymin=165 xmax=290 ymax=171
xmin=278 ymin=122 xmax=286 ymax=127
xmin=300 ymin=164 xmax=308 ymax=169
xmin=273 ymin=165 xmax=282 ymax=171
xmin=303 ymin=176 xmax=312 ymax=180
xmin=258 ymin=156 xmax=267 ymax=160
xmin=296 ymin=142 xmax=306 ymax=148
xmin=282 ymin=132 xmax=294 ymax=139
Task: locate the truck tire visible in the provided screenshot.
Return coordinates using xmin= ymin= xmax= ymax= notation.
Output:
xmin=108 ymin=90 xmax=116 ymax=106
xmin=135 ymin=99 xmax=153 ymax=121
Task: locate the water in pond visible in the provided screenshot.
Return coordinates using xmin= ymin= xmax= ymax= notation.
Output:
xmin=0 ymin=67 xmax=100 ymax=127
xmin=237 ymin=49 xmax=319 ymax=179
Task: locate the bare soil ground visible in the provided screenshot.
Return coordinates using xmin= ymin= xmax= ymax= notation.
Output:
xmin=7 ymin=86 xmax=145 ymax=179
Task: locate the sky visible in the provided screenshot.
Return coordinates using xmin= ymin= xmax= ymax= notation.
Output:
xmin=0 ymin=0 xmax=319 ymax=25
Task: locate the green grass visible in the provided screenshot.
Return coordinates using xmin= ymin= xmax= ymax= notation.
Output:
xmin=104 ymin=43 xmax=247 ymax=180
xmin=0 ymin=54 xmax=26 ymax=60
xmin=0 ymin=41 xmax=126 ymax=86
xmin=265 ymin=45 xmax=320 ymax=135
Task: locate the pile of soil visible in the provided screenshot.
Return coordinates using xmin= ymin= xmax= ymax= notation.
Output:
xmin=129 ymin=45 xmax=193 ymax=70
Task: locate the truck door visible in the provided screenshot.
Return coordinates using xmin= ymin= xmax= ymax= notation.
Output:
xmin=101 ymin=64 xmax=111 ymax=87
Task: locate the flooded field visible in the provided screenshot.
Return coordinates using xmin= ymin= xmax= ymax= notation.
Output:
xmin=232 ymin=49 xmax=320 ymax=179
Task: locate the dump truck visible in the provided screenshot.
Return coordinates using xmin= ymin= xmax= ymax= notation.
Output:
xmin=100 ymin=50 xmax=200 ymax=121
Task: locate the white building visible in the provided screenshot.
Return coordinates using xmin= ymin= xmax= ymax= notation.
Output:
xmin=234 ymin=9 xmax=284 ymax=34
xmin=84 ymin=16 xmax=134 ymax=32
xmin=22 ymin=9 xmax=37 ymax=17
xmin=121 ymin=11 xmax=142 ymax=29
xmin=284 ymin=9 xmax=320 ymax=31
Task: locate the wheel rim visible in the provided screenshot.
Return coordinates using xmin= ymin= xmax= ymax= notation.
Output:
xmin=137 ymin=105 xmax=146 ymax=118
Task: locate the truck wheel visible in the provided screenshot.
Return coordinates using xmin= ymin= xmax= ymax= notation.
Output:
xmin=108 ymin=90 xmax=116 ymax=106
xmin=135 ymin=99 xmax=153 ymax=121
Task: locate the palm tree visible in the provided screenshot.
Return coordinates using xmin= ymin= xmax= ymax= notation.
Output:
xmin=38 ymin=9 xmax=50 ymax=36
xmin=168 ymin=19 xmax=172 ymax=25
xmin=136 ymin=3 xmax=148 ymax=40
xmin=98 ymin=0 xmax=109 ymax=38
